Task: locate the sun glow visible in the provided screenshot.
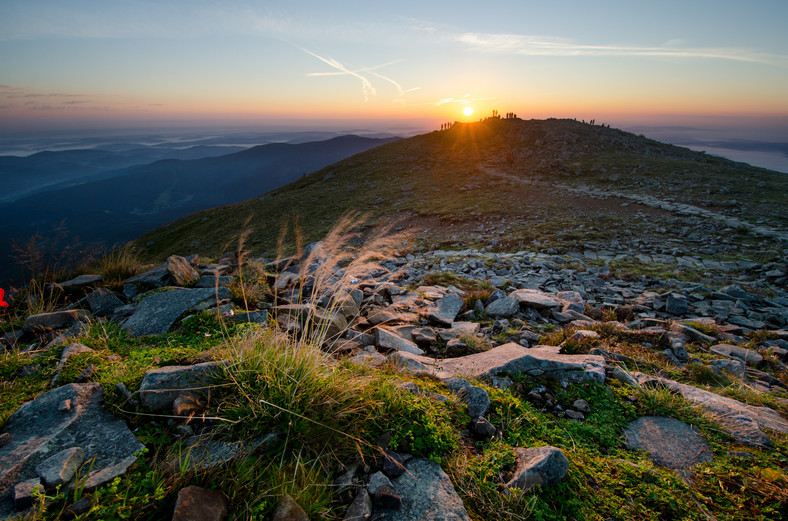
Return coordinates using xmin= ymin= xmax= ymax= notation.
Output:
xmin=462 ymin=106 xmax=474 ymax=117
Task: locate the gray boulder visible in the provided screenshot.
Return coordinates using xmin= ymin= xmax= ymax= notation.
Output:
xmin=485 ymin=297 xmax=519 ymax=318
xmin=85 ymin=288 xmax=124 ymax=317
xmin=138 ymin=361 xmax=225 ymax=411
xmin=377 ymin=327 xmax=424 ymax=356
xmin=36 ymin=447 xmax=86 ymax=489
xmin=623 ymin=416 xmax=713 ymax=469
xmin=509 ymin=289 xmax=559 ymax=310
xmin=344 ymin=489 xmax=372 ymax=521
xmin=387 ymin=458 xmax=471 ymax=520
xmin=429 ymin=294 xmax=464 ymax=326
xmin=122 ymin=287 xmax=231 ymax=336
xmin=710 ymin=344 xmax=763 ymax=367
xmin=401 ymin=343 xmax=606 ymax=384
xmin=22 ymin=310 xmax=89 ymax=335
xmin=444 ymin=378 xmax=490 ymax=419
xmin=167 ymin=255 xmax=200 ymax=286
xmin=0 ymin=383 xmax=143 ymax=516
xmin=505 ymin=446 xmax=569 ymax=489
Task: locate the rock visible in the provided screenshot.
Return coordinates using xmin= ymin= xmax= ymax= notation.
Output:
xmin=485 ymin=297 xmax=519 ymax=318
xmin=564 ymin=410 xmax=584 ymax=420
xmin=411 ymin=327 xmax=437 ymax=347
xmin=343 ymin=489 xmax=372 ymax=521
xmin=429 ymin=294 xmax=464 ymax=326
xmin=62 ymin=496 xmax=93 ymax=518
xmin=122 ymin=287 xmax=231 ymax=336
xmin=183 ymin=437 xmax=246 ymax=470
xmin=59 ymin=274 xmax=102 ymax=288
xmin=367 ymin=471 xmax=393 ymax=496
xmin=382 ymin=449 xmax=406 ymax=478
xmin=633 ymin=373 xmax=788 ymax=447
xmin=572 ymin=399 xmax=591 ymax=414
xmin=138 ymin=361 xmax=225 ymax=411
xmin=173 ymin=393 xmax=206 ymax=417
xmin=83 ymin=288 xmax=124 ymax=317
xmin=276 ymin=304 xmax=348 ymax=339
xmin=665 ymin=295 xmax=689 ymax=316
xmin=167 ymin=255 xmax=200 ymax=286
xmin=36 ymin=446 xmax=86 ymax=489
xmin=623 ymin=417 xmax=713 ymax=469
xmin=12 ymin=479 xmax=41 ymax=510
xmin=398 ymin=343 xmax=606 ymax=383
xmin=444 ymin=378 xmax=490 ymax=419
xmin=348 ymin=350 xmax=387 ymax=368
xmin=22 ymin=310 xmax=89 ymax=335
xmin=672 ymin=323 xmax=716 ymax=344
xmin=387 ymin=458 xmax=471 ymax=521
xmin=366 ymin=309 xmax=403 ymax=326
xmin=509 ymin=289 xmax=559 ymax=310
xmin=58 ymin=343 xmax=95 ymax=365
xmin=125 ymin=264 xmax=170 ymax=289
xmin=709 ymin=359 xmax=746 ymax=379
xmin=171 ymin=486 xmax=229 ymax=521
xmin=709 ymin=344 xmax=763 ymax=367
xmin=0 ymin=384 xmax=143 ymax=516
xmin=610 ymin=366 xmax=639 ymax=387
xmin=271 ymin=494 xmax=309 ymax=521
xmin=473 ymin=417 xmax=497 ymax=438
xmin=226 ymin=311 xmax=269 ymax=324
xmin=372 ymin=485 xmax=402 ymax=510
xmin=506 ymin=446 xmax=569 ymax=489
xmin=377 ymin=327 xmax=424 ymax=355
xmin=195 ymin=275 xmax=234 ymax=288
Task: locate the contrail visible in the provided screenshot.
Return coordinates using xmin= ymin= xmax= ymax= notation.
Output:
xmin=300 ymin=47 xmax=376 ymax=101
xmin=299 ymin=47 xmax=419 ymax=102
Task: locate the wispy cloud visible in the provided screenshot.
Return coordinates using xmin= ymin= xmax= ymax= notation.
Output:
xmin=300 ymin=47 xmax=419 ymax=103
xmin=454 ymin=32 xmax=788 ymax=67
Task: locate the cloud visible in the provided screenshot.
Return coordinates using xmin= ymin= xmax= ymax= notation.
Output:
xmin=453 ymin=32 xmax=788 ymax=67
xmin=63 ymin=100 xmax=91 ymax=105
xmin=300 ymin=47 xmax=418 ymax=103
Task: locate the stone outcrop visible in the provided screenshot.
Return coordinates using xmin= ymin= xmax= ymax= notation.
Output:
xmin=623 ymin=416 xmax=713 ymax=469
xmin=122 ymin=287 xmax=231 ymax=336
xmin=0 ymin=383 xmax=143 ymax=517
xmin=387 ymin=458 xmax=471 ymax=521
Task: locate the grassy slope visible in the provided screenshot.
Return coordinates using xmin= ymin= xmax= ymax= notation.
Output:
xmin=132 ymin=118 xmax=788 ymax=263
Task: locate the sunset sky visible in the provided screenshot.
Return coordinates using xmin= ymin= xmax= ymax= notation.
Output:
xmin=2 ymin=0 xmax=787 ymax=132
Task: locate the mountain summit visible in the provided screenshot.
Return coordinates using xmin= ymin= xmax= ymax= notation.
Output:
xmin=133 ymin=117 xmax=787 ymax=263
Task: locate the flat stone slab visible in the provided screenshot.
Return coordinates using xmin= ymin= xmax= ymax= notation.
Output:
xmin=509 ymin=289 xmax=560 ymax=309
xmin=377 ymin=327 xmax=424 ymax=355
xmin=709 ymin=344 xmax=763 ymax=367
xmin=387 ymin=458 xmax=471 ymax=521
xmin=623 ymin=416 xmax=713 ymax=469
xmin=122 ymin=287 xmax=231 ymax=336
xmin=138 ymin=361 xmax=225 ymax=411
xmin=634 ymin=373 xmax=788 ymax=447
xmin=0 ymin=384 xmax=143 ymax=516
xmin=389 ymin=343 xmax=605 ymax=383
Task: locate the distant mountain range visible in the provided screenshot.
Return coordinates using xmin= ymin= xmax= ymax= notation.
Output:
xmin=0 ymin=134 xmax=399 ymax=283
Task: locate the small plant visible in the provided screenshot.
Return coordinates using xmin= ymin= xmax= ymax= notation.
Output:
xmin=685 ymin=363 xmax=733 ymax=387
xmin=458 ymin=333 xmax=490 ymax=353
xmin=98 ymin=244 xmax=145 ymax=285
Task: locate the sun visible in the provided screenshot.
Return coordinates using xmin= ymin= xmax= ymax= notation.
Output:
xmin=462 ymin=106 xmax=474 ymax=117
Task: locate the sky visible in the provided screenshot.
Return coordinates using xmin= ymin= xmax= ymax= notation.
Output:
xmin=2 ymin=0 xmax=788 ymax=134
